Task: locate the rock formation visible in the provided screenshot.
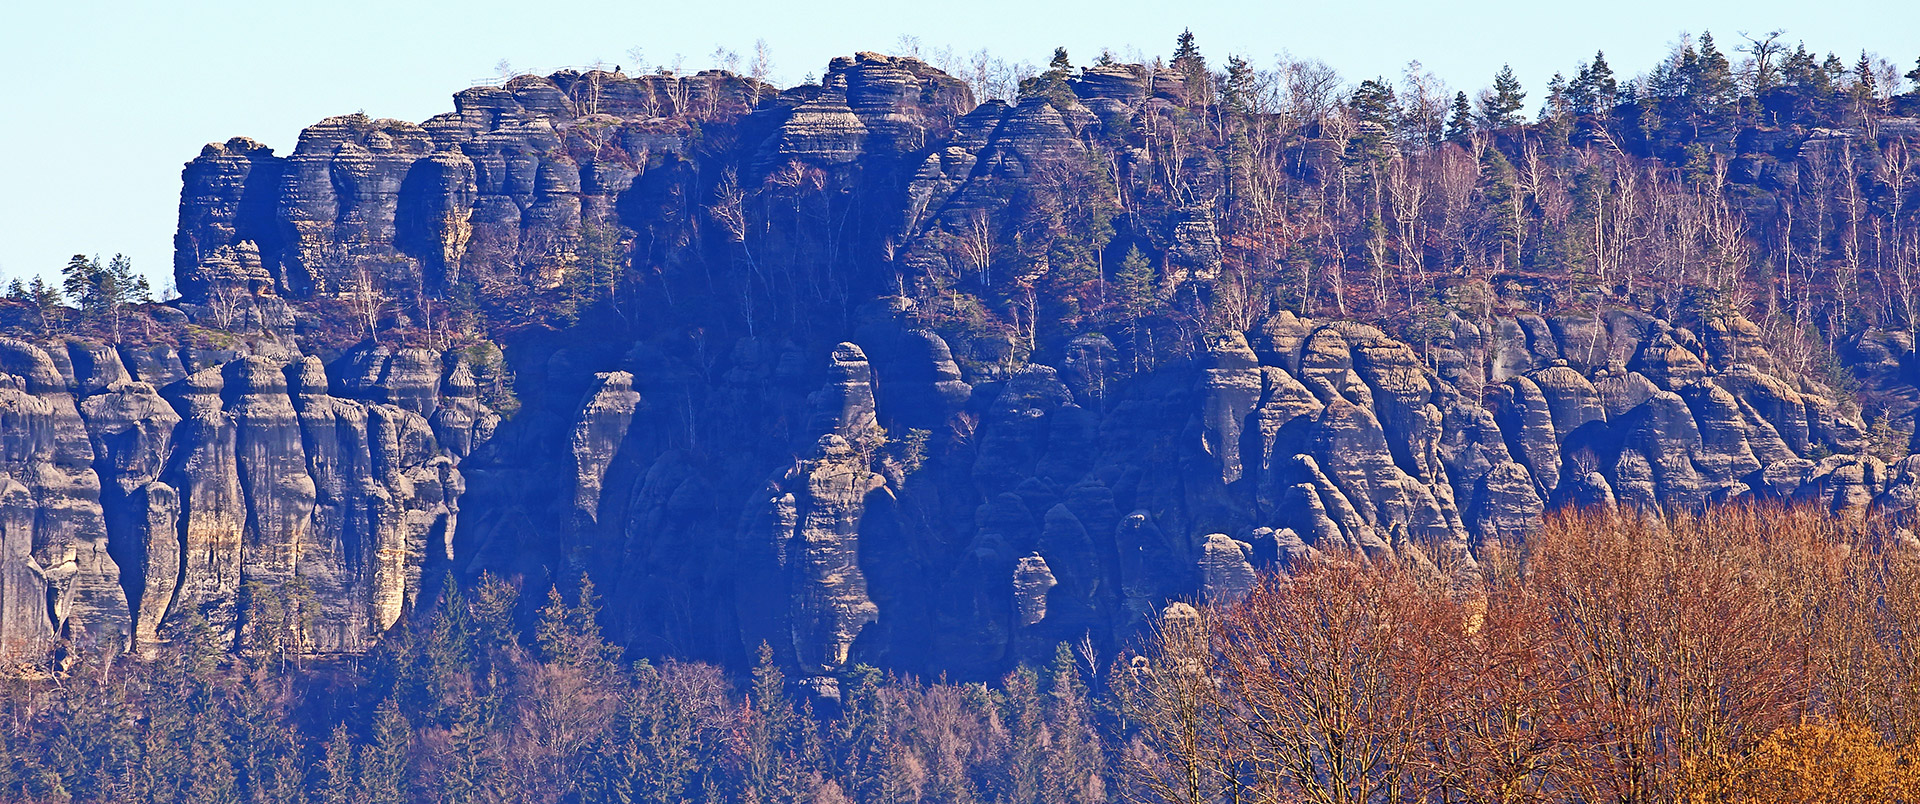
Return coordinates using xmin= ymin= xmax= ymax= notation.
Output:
xmin=8 ymin=51 xmax=1920 ymax=685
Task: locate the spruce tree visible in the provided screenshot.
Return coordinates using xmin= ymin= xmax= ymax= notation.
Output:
xmin=440 ymin=694 xmax=491 ymax=804
xmin=1170 ymin=28 xmax=1209 ymax=104
xmin=1222 ymin=54 xmax=1258 ymax=112
xmin=535 ymin=575 xmax=620 ymax=672
xmin=420 ymin=576 xmax=476 ymax=725
xmin=1043 ymin=644 xmax=1101 ymax=804
xmin=360 ymin=698 xmax=411 ymax=804
xmin=1171 ymin=29 xmax=1203 ymax=74
xmin=1662 ymin=32 xmax=1735 ymax=134
xmin=745 ymin=643 xmax=797 ymax=803
xmin=1445 ymin=91 xmax=1475 ymax=142
xmin=1855 ymin=51 xmax=1879 ymax=110
xmin=1588 ymin=50 xmax=1617 ymax=112
xmin=317 ymin=724 xmax=358 ymax=804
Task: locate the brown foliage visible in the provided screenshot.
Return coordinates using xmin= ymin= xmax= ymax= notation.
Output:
xmin=1129 ymin=502 xmax=1920 ymax=804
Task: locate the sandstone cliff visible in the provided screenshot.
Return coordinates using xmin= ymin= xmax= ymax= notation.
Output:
xmin=7 ymin=51 xmax=1920 ymax=682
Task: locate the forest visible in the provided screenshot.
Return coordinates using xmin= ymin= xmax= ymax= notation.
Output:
xmin=2 ymin=503 xmax=1917 ymax=804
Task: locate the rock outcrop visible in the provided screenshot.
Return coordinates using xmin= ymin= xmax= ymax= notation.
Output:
xmin=0 ymin=340 xmax=478 ymax=659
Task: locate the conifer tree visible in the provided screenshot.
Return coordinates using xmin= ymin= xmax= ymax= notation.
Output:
xmin=1001 ymin=666 xmax=1046 ymax=804
xmin=1855 ymin=51 xmax=1879 ymax=111
xmin=60 ymin=252 xmax=148 ymax=341
xmin=536 ymin=575 xmax=619 ymax=672
xmin=420 ymin=576 xmax=476 ymax=725
xmin=1171 ymin=29 xmax=1204 ymax=75
xmin=1587 ymin=51 xmax=1617 ymax=112
xmin=24 ymin=276 xmax=64 ymax=333
xmin=1446 ymin=91 xmax=1475 ymax=142
xmin=318 ymin=724 xmax=358 ymax=804
xmin=185 ymin=708 xmax=240 ymax=804
xmin=1222 ymin=54 xmax=1258 ymax=113
xmin=1043 ymin=643 xmax=1103 ymax=804
xmin=440 ymin=693 xmax=492 ymax=804
xmin=1114 ymin=246 xmax=1156 ymax=319
xmin=360 ymin=698 xmax=412 ymax=804
xmin=1349 ymin=78 xmax=1398 ymax=131
xmin=1480 ymin=65 xmax=1527 ymax=128
xmin=744 ymin=642 xmax=798 ymax=803
xmin=1171 ymin=29 xmax=1210 ymax=105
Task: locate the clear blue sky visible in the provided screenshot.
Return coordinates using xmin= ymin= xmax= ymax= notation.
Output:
xmin=2 ymin=0 xmax=1915 ymax=291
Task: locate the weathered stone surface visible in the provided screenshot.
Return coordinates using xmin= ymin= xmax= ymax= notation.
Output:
xmin=1199 ymin=533 xmax=1256 ymax=604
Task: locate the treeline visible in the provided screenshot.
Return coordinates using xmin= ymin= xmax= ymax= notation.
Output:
xmin=5 ymin=504 xmax=1920 ymax=803
xmin=1 ymin=253 xmax=160 ymax=342
xmin=0 ymin=576 xmax=1111 ymax=804
xmin=927 ymin=30 xmax=1920 ymax=373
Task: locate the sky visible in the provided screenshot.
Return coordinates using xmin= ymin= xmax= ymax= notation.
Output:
xmin=2 ymin=0 xmax=1916 ymax=291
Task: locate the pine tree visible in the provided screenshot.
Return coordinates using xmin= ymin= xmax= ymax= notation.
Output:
xmin=59 ymin=252 xmax=148 ymax=340
xmin=26 ymin=276 xmax=64 ymax=334
xmin=61 ymin=254 xmax=100 ymax=308
xmin=1480 ymin=65 xmax=1527 ymax=128
xmin=1049 ymin=47 xmax=1070 ymax=72
xmin=1908 ymin=56 xmax=1920 ymax=89
xmin=1349 ymin=78 xmax=1398 ymax=131
xmin=1446 ymin=91 xmax=1475 ymax=142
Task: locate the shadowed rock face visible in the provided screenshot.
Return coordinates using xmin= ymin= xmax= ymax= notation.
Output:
xmin=19 ymin=54 xmax=1920 ymax=681
xmin=10 ymin=303 xmax=1910 ymax=682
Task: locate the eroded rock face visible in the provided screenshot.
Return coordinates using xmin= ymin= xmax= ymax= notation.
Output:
xmin=0 ymin=339 xmax=483 ymax=659
xmin=8 ymin=302 xmax=1919 ymax=682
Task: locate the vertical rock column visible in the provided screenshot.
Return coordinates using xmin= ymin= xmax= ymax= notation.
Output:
xmin=77 ymin=380 xmax=180 ymax=656
xmin=228 ymin=358 xmax=322 ymax=646
xmin=162 ymin=366 xmax=245 ymax=638
xmin=0 ymin=340 xmax=129 ymax=653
